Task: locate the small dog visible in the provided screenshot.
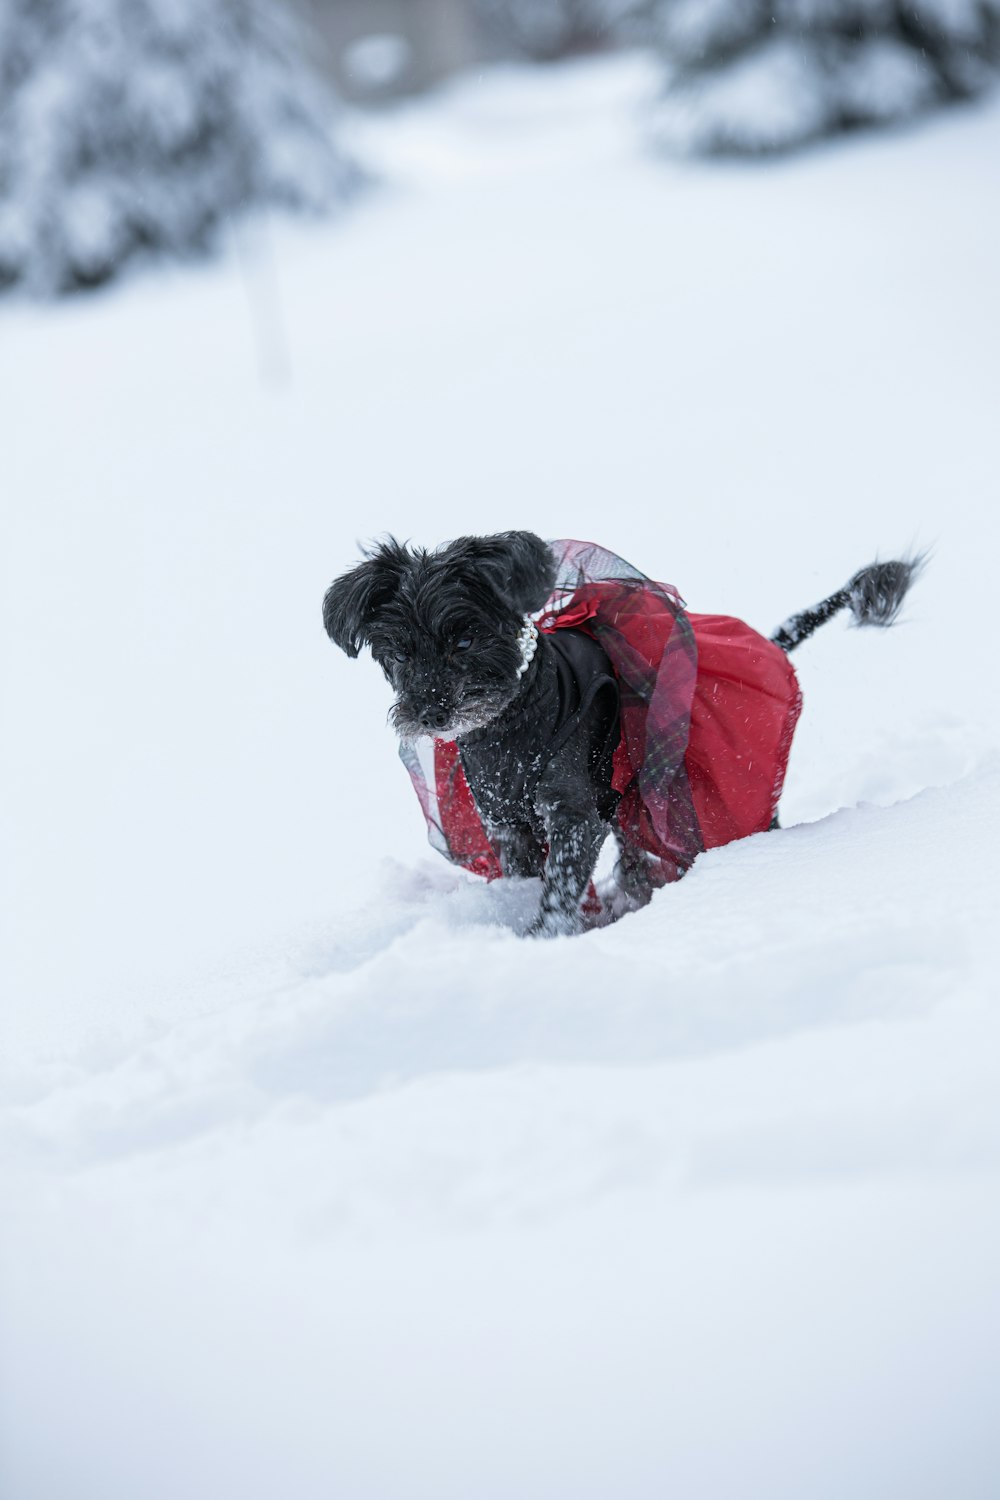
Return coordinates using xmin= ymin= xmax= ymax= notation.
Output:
xmin=323 ymin=532 xmax=921 ymax=936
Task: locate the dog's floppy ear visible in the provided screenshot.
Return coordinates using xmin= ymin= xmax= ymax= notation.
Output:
xmin=322 ymin=539 xmax=410 ymax=658
xmin=443 ymin=531 xmax=557 ymax=614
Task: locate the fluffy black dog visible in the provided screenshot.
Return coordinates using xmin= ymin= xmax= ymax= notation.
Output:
xmin=323 ymin=531 xmax=921 ymax=936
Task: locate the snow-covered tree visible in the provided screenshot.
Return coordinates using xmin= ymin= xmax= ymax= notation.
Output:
xmin=650 ymin=0 xmax=1000 ymax=155
xmin=0 ymin=0 xmax=361 ymax=296
xmin=474 ymin=0 xmax=650 ymax=61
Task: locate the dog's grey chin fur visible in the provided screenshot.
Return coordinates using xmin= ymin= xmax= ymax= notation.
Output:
xmin=391 ymin=687 xmax=521 ymax=743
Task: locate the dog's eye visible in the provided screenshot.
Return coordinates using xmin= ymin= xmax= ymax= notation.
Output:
xmin=390 ymin=651 xmax=408 ymax=664
xmin=454 ymin=637 xmax=473 ymax=652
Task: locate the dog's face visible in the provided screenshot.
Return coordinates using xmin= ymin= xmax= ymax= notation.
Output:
xmin=323 ymin=531 xmax=557 ymax=740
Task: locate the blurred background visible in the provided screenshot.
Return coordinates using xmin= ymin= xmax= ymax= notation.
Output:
xmin=2 ymin=0 xmax=1000 ymax=294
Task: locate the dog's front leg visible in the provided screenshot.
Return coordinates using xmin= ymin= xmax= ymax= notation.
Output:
xmin=612 ymin=827 xmax=655 ymax=912
xmin=528 ymin=754 xmax=607 ymax=937
xmin=487 ymin=821 xmax=545 ymax=880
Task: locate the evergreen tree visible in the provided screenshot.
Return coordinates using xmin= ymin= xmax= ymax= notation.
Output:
xmin=651 ymin=0 xmax=1000 ymax=154
xmin=0 ymin=0 xmax=360 ymax=295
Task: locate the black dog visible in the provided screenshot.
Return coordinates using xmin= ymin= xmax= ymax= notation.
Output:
xmin=323 ymin=532 xmax=921 ymax=936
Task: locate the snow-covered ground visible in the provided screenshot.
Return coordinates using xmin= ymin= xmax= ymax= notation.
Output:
xmin=3 ymin=55 xmax=999 ymax=1499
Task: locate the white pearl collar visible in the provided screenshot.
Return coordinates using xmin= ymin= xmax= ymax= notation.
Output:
xmin=514 ymin=615 xmax=539 ymax=678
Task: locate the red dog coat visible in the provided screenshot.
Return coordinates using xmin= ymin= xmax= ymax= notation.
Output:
xmin=399 ymin=540 xmax=801 ymax=886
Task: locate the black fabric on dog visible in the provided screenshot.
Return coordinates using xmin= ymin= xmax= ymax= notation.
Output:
xmin=457 ymin=630 xmax=620 ymax=834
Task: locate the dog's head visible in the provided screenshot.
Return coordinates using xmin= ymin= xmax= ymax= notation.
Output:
xmin=322 ymin=531 xmax=557 ymax=739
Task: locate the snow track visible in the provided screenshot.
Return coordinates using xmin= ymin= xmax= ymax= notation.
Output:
xmin=7 ymin=760 xmax=999 ymax=1166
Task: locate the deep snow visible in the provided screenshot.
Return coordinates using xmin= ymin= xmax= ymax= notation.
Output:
xmin=2 ymin=54 xmax=999 ymax=1500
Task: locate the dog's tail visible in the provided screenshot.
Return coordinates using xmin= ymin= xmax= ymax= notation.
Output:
xmin=770 ymin=554 xmax=926 ymax=653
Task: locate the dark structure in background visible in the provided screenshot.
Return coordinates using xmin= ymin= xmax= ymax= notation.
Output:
xmin=650 ymin=0 xmax=1000 ymax=154
xmin=290 ymin=0 xmax=641 ymax=100
xmin=292 ymin=0 xmax=488 ymax=100
xmin=0 ymin=0 xmax=360 ymax=296
xmin=472 ymin=0 xmax=648 ymax=62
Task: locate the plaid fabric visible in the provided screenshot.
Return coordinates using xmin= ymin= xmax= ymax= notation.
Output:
xmin=399 ymin=539 xmax=800 ymax=888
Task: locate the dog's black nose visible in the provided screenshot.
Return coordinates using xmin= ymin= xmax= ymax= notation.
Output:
xmin=423 ymin=709 xmax=450 ymax=731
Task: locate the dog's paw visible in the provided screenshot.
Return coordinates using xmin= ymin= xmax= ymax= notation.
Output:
xmin=597 ymin=880 xmax=652 ymax=925
xmin=526 ymin=907 xmax=583 ymax=939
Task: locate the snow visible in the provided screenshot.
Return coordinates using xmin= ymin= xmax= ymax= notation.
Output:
xmin=2 ymin=54 xmax=1000 ymax=1498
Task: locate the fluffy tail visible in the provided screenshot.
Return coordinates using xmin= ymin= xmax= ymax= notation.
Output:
xmin=771 ymin=555 xmax=926 ymax=653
